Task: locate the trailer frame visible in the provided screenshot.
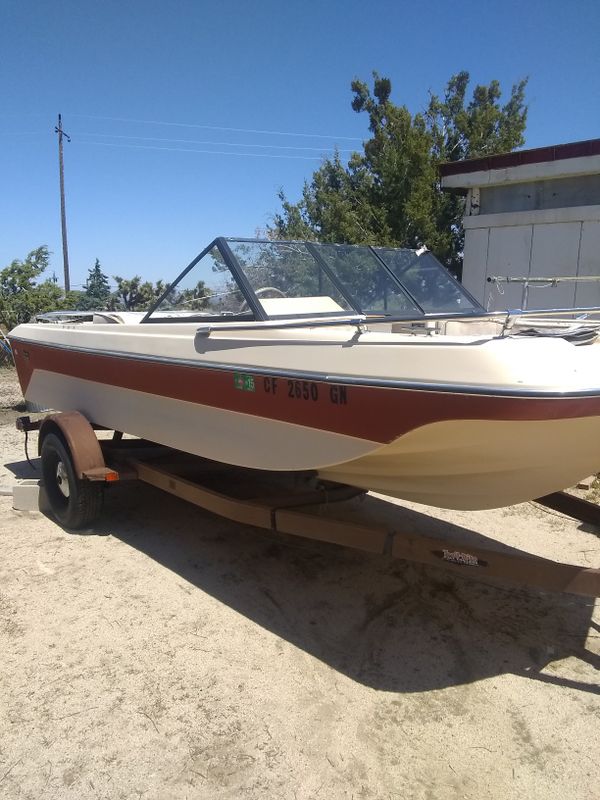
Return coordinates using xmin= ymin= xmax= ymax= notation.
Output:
xmin=17 ymin=411 xmax=600 ymax=599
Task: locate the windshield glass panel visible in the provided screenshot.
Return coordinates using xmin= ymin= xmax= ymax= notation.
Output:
xmin=226 ymin=240 xmax=354 ymax=316
xmin=146 ymin=238 xmax=484 ymax=323
xmin=148 ymin=246 xmax=250 ymax=320
xmin=314 ymin=244 xmax=420 ymax=315
xmin=374 ymin=248 xmax=481 ymax=313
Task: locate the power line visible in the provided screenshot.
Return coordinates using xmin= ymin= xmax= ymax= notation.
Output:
xmin=77 ymin=140 xmax=327 ymax=160
xmin=68 ymin=112 xmax=364 ymax=141
xmin=73 ymin=131 xmax=357 ymax=153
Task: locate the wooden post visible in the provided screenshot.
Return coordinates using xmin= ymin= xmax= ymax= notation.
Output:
xmin=55 ymin=114 xmax=71 ymax=293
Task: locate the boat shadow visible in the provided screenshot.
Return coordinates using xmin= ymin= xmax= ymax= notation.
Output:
xmin=93 ymin=480 xmax=598 ymax=695
xmin=6 ymin=457 xmax=598 ymax=694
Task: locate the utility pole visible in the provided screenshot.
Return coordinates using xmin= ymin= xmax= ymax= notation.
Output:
xmin=55 ymin=113 xmax=71 ymax=293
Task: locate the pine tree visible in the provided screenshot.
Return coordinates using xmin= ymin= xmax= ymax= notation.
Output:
xmin=81 ymin=259 xmax=111 ymax=310
xmin=273 ymin=71 xmax=528 ymax=277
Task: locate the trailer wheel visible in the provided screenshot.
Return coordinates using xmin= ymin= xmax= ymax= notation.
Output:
xmin=41 ymin=432 xmax=103 ymax=530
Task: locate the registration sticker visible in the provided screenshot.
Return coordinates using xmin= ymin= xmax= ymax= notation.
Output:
xmin=234 ymin=373 xmax=255 ymax=392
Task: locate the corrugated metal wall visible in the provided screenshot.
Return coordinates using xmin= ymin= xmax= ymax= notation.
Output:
xmin=463 ymin=214 xmax=600 ymax=311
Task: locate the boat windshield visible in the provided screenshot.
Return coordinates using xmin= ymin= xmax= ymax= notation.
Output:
xmin=145 ymin=237 xmax=483 ymax=322
xmin=143 ymin=245 xmax=251 ymax=320
xmin=374 ymin=247 xmax=481 ymax=313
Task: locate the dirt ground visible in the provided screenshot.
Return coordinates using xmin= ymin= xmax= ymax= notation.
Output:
xmin=0 ymin=367 xmax=598 ymax=800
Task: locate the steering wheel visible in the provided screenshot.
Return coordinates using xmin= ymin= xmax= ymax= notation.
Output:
xmin=239 ymin=286 xmax=287 ymax=312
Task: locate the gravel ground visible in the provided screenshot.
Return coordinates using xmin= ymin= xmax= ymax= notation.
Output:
xmin=0 ymin=367 xmax=598 ymax=800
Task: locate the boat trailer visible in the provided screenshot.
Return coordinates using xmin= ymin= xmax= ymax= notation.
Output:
xmin=16 ymin=411 xmax=600 ymax=599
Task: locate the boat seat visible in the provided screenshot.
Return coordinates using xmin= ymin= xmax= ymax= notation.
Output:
xmin=260 ymin=296 xmax=345 ymax=315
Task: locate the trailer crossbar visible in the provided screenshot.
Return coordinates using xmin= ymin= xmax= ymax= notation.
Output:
xmin=127 ymin=459 xmax=600 ymax=598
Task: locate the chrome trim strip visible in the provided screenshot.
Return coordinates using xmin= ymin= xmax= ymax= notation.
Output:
xmin=195 ymin=316 xmax=366 ymax=335
xmin=10 ymin=336 xmax=600 ymax=400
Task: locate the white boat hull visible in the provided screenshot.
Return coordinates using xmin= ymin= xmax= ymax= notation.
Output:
xmin=26 ymin=369 xmax=375 ymax=470
xmin=10 ymin=322 xmax=600 ymax=510
xmin=321 ymin=416 xmax=600 ymax=509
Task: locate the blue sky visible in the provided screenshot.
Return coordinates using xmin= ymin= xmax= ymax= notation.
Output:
xmin=2 ymin=0 xmax=599 ymax=288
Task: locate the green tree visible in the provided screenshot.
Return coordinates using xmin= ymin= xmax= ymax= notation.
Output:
xmin=0 ymin=246 xmax=66 ymax=328
xmin=64 ymin=289 xmax=86 ymax=309
xmin=111 ymin=276 xmax=167 ymax=311
xmin=81 ymin=259 xmax=111 ymax=310
xmin=175 ymin=281 xmax=210 ymax=311
xmin=273 ymin=71 xmax=527 ymax=275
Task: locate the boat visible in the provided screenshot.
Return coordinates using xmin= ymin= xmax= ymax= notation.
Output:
xmin=9 ymin=236 xmax=600 ymax=511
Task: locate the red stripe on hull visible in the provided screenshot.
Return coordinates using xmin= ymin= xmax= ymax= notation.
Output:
xmin=12 ymin=341 xmax=600 ymax=443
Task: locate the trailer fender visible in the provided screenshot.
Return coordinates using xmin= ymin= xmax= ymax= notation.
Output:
xmin=38 ymin=412 xmax=106 ymax=479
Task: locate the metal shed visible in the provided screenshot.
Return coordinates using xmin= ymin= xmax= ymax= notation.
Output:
xmin=440 ymin=138 xmax=600 ymax=311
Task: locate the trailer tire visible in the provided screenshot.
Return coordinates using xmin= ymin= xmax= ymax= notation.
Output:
xmin=41 ymin=432 xmax=103 ymax=530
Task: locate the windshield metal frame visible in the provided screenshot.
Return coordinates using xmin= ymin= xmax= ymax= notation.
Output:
xmin=142 ymin=236 xmax=487 ymax=324
xmin=142 ymin=237 xmax=268 ymax=324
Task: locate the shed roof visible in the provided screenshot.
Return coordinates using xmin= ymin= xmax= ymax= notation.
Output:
xmin=439 ymin=138 xmax=600 ymax=179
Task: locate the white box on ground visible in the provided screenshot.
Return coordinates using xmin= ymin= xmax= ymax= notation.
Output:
xmin=12 ymin=480 xmax=45 ymax=512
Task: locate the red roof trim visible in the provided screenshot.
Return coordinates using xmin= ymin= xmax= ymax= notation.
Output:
xmin=439 ymin=138 xmax=600 ymax=178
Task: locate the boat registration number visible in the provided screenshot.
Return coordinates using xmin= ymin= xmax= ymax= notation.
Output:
xmin=262 ymin=376 xmax=348 ymax=405
xmin=234 ymin=373 xmax=348 ymax=405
